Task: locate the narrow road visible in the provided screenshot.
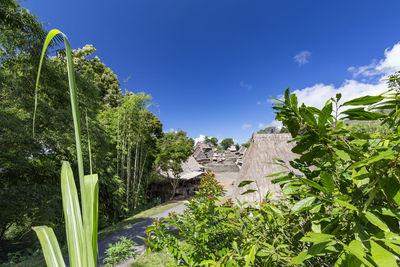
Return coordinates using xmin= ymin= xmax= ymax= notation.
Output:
xmin=98 ymin=172 xmax=239 ymax=266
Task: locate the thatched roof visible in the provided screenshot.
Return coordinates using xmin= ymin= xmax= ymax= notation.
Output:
xmin=160 ymin=156 xmax=204 ymax=180
xmin=238 ymin=146 xmax=247 ymax=155
xmin=232 ymin=134 xmax=298 ymax=204
xmin=228 ymin=145 xmax=237 ymax=152
xmin=181 ymin=155 xmax=203 ymax=173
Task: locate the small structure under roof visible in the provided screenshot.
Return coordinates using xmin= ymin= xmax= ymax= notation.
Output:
xmin=152 ymin=156 xmax=205 ymax=201
xmin=228 ymin=145 xmax=237 ymax=152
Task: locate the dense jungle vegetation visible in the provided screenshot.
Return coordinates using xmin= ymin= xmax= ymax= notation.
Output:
xmin=0 ymin=1 xmax=188 ymax=264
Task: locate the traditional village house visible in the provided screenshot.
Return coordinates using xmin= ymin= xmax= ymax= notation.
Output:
xmin=151 ymin=156 xmax=205 ymax=202
xmin=232 ymin=133 xmax=299 ymax=204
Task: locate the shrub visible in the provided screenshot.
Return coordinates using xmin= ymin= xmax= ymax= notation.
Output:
xmin=103 ymin=237 xmax=137 ymax=266
xmin=146 ymin=88 xmax=400 ymax=266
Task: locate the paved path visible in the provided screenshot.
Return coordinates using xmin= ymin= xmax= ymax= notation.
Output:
xmin=98 ymin=172 xmax=239 ymax=267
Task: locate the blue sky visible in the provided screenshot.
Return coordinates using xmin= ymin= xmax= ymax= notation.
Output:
xmin=24 ymin=0 xmax=400 ymax=143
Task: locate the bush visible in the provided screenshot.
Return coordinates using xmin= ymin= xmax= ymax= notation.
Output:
xmin=103 ymin=237 xmax=137 ymax=266
xmin=145 ymin=88 xmax=400 ymax=266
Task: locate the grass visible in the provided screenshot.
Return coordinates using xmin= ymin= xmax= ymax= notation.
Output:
xmin=16 ymin=200 xmax=184 ymax=267
xmin=131 ymin=249 xmax=175 ymax=267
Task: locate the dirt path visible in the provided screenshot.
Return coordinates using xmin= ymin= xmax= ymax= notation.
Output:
xmin=98 ymin=172 xmax=239 ymax=267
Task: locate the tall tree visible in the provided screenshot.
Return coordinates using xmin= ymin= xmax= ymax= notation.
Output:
xmin=154 ymin=131 xmax=193 ymax=199
xmin=220 ymin=138 xmax=234 ymax=150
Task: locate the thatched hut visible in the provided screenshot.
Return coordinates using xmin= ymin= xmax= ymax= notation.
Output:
xmin=193 ymin=142 xmax=212 ymax=163
xmin=152 ymin=156 xmax=205 ymax=201
xmin=232 ymin=133 xmax=298 ymax=204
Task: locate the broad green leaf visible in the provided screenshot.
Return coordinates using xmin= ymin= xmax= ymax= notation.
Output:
xmin=385 ymin=242 xmax=400 ymax=255
xmin=33 ymin=226 xmax=66 ymax=267
xmin=292 ymin=197 xmax=316 ymax=213
xmin=318 ymin=102 xmax=333 ymax=128
xmin=241 ymin=189 xmax=257 ymax=195
xmin=335 ymin=199 xmax=358 ymax=211
xmin=320 ymin=171 xmax=335 ymax=194
xmin=289 ymin=250 xmax=308 ymax=265
xmin=342 ymin=95 xmax=384 ymax=106
xmin=200 ymin=260 xmax=217 ymax=265
xmin=342 ymin=108 xmax=385 ymax=120
xmin=238 ymin=180 xmax=254 ymax=187
xmin=364 ymin=212 xmax=390 ymax=232
xmin=84 ymin=174 xmax=99 ymax=265
xmin=379 ymin=232 xmax=400 ymax=245
xmin=333 ymin=148 xmax=351 ymax=161
xmin=245 ymin=245 xmax=257 ymax=267
xmin=290 ymin=94 xmax=298 ymax=113
xmin=371 ymin=240 xmax=397 ymax=267
xmin=344 ymin=240 xmax=373 ymax=267
xmin=300 ymin=177 xmax=327 ymax=193
xmin=61 ymin=161 xmax=86 ymax=267
xmin=284 ymin=88 xmax=290 ymax=106
xmin=301 ymin=232 xmax=334 ymax=244
xmin=300 ymin=106 xmax=318 ymax=127
xmin=265 ymin=171 xmax=286 ymax=178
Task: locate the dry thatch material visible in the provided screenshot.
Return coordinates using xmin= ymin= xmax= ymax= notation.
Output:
xmin=159 ymin=156 xmax=204 ymax=180
xmin=232 ymin=133 xmax=298 ymax=204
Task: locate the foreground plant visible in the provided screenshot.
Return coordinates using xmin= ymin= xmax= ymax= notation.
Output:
xmin=271 ymin=88 xmax=400 ymax=266
xmin=146 ymin=87 xmax=400 ymax=266
xmin=32 ymin=29 xmax=99 ymax=267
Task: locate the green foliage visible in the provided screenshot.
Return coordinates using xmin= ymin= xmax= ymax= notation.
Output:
xmin=204 ymin=136 xmax=219 ymax=147
xmin=346 ymin=120 xmax=390 ymax=135
xmin=32 ymin=29 xmax=99 ymax=267
xmin=103 ymin=237 xmax=137 ymax=266
xmin=131 ymin=248 xmax=174 ymax=267
xmin=257 ymin=126 xmax=277 ymax=134
xmin=0 ymin=2 xmax=163 ymax=263
xmin=220 ymin=138 xmax=234 ymax=150
xmin=146 ymin=87 xmax=400 ymax=266
xmin=146 ymin=172 xmax=303 ymax=266
xmin=271 ymin=88 xmax=400 ymax=266
xmin=154 ymin=131 xmax=193 ymax=199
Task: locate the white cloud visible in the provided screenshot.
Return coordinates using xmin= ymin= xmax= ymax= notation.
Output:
xmin=194 ymin=134 xmax=206 ymax=144
xmin=294 ymin=51 xmax=311 ymax=66
xmin=258 ymin=120 xmax=282 ymax=130
xmin=258 ymin=123 xmax=267 ymax=129
xmin=349 ymin=42 xmax=400 ymax=78
xmin=242 ymin=123 xmax=252 ymax=129
xmin=240 ymin=81 xmax=253 ymax=90
xmin=256 ymin=101 xmax=262 ymax=105
xmin=290 ymin=80 xmax=386 ymax=110
xmin=272 ymin=43 xmax=400 ymax=110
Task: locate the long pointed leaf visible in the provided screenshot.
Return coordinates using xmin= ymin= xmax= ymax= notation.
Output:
xmin=34 ymin=29 xmax=86 ymax=235
xmin=61 ymin=161 xmax=86 ymax=267
xmin=33 ymin=226 xmax=66 ymax=267
xmin=84 ymin=174 xmax=99 ymax=265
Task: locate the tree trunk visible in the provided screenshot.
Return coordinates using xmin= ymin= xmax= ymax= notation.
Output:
xmin=170 ymin=174 xmax=180 ymax=200
xmin=116 ymin=109 xmax=120 ymax=176
xmin=120 ymin=136 xmax=126 ymax=181
xmin=134 ymin=149 xmax=147 ymax=209
xmin=126 ymin=143 xmax=132 ymax=207
xmin=132 ymin=141 xmax=139 ymax=207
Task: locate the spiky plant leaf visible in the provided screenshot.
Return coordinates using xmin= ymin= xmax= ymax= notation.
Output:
xmin=33 ymin=226 xmax=66 ymax=267
xmin=84 ymin=174 xmax=99 ymax=264
xmin=61 ymin=161 xmax=86 ymax=266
